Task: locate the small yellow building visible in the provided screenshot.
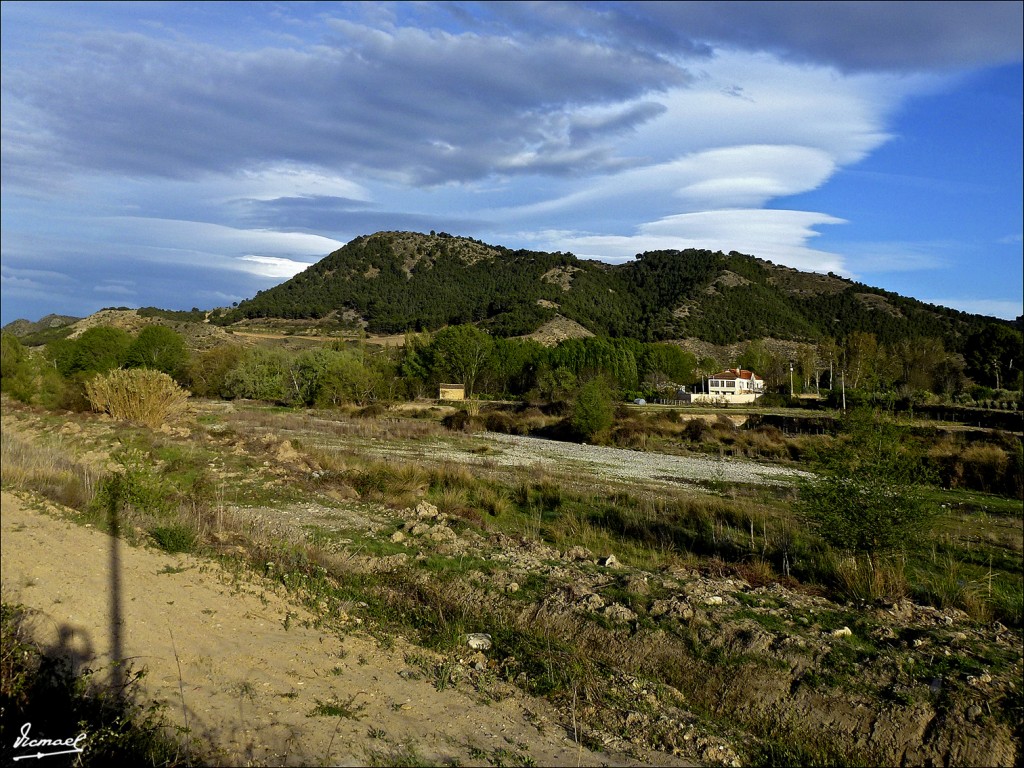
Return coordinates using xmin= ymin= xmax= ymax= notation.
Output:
xmin=438 ymin=384 xmax=465 ymax=401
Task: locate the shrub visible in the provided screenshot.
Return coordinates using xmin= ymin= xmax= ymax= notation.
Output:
xmin=571 ymin=378 xmax=614 ymax=440
xmin=483 ymin=411 xmax=516 ymax=434
xmin=85 ymin=368 xmax=190 ymax=428
xmin=441 ymin=410 xmax=481 ymax=432
xmin=683 ymin=418 xmax=710 ymax=442
xmin=797 ymin=409 xmax=934 ymax=561
xmin=356 ymin=403 xmax=388 ymax=419
xmin=48 ymin=326 xmax=132 ymax=377
xmin=150 ymin=524 xmax=198 ymax=554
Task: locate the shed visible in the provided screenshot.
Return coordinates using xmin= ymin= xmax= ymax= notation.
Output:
xmin=438 ymin=384 xmax=465 ymax=401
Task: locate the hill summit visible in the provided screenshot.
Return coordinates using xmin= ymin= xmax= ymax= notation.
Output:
xmin=220 ymin=230 xmax=990 ymax=349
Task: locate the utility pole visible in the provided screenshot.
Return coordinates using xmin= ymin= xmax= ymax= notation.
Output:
xmin=789 ymin=362 xmax=794 ymax=398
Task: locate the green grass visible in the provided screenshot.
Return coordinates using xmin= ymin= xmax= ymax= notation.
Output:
xmin=150 ymin=524 xmax=199 ymax=554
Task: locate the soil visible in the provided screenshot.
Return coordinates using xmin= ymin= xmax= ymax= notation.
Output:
xmin=1 ymin=490 xmax=690 ymax=767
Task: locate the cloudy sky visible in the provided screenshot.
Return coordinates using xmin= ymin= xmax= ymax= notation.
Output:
xmin=2 ymin=1 xmax=1022 ymax=326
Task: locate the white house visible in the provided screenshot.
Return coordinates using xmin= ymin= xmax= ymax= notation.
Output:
xmin=684 ymin=369 xmax=764 ymax=404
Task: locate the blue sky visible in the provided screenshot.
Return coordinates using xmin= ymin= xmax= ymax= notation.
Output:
xmin=2 ymin=1 xmax=1021 ymax=326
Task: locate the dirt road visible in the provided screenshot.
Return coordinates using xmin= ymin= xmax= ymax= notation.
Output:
xmin=1 ymin=491 xmax=689 ymax=767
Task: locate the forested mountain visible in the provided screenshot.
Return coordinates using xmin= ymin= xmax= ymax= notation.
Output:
xmin=219 ymin=230 xmax=1006 ymax=353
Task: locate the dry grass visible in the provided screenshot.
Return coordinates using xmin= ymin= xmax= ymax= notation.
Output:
xmin=831 ymin=554 xmax=908 ymax=603
xmin=0 ymin=431 xmax=100 ymax=511
xmin=86 ymin=368 xmax=190 ymax=428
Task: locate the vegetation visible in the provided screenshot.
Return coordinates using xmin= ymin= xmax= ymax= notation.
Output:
xmin=1 ymin=391 xmax=1020 ymax=765
xmin=216 ymin=232 xmax=1015 ymax=362
xmin=85 ymin=368 xmax=190 ymax=428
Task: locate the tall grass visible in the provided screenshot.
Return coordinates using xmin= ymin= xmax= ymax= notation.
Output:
xmin=0 ymin=432 xmax=99 ymax=510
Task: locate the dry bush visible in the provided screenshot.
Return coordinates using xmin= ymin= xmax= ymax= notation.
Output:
xmin=682 ymin=418 xmax=711 ymax=442
xmin=929 ymin=439 xmax=1017 ymax=495
xmin=960 ymin=443 xmax=1009 ymax=494
xmin=85 ymin=368 xmax=189 ymax=428
xmin=612 ymin=420 xmax=648 ymax=450
xmin=739 ymin=429 xmax=788 ymax=460
xmin=475 ymin=485 xmax=512 ymax=517
xmin=441 ymin=410 xmax=482 ymax=432
xmin=737 ymin=558 xmax=777 ymax=587
xmin=483 ymin=411 xmax=516 ymax=434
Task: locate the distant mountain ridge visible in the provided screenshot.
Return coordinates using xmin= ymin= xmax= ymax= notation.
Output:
xmin=3 ymin=314 xmax=81 ymax=338
xmin=220 ymin=230 xmax=1003 ymax=352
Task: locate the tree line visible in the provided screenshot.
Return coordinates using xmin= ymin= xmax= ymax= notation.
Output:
xmin=3 ymin=318 xmax=1020 ymax=416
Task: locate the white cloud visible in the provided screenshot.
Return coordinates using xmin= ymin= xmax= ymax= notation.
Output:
xmin=220 ymin=164 xmax=370 ymax=203
xmin=838 ymin=241 xmax=953 ymax=274
xmin=98 ymin=217 xmax=343 ymax=259
xmin=921 ymin=298 xmax=1022 ymax=320
xmin=538 ymin=209 xmax=848 ymax=273
xmin=236 ymin=255 xmax=313 ymax=279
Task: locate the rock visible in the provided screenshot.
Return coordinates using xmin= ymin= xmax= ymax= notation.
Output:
xmin=427 ymin=525 xmax=458 ymax=543
xmin=409 ymin=523 xmax=431 ymax=536
xmin=415 ymin=501 xmax=439 ymax=519
xmin=564 ymin=545 xmax=592 ymax=562
xmin=579 ymin=593 xmax=606 ymax=612
xmin=371 ymin=553 xmax=408 ymax=573
xmin=967 ymin=704 xmax=983 ymax=720
xmin=704 ymin=595 xmax=724 ymax=606
xmin=468 ymin=651 xmax=488 ymax=671
xmin=650 ymin=599 xmax=694 ymax=621
xmin=326 ymin=484 xmax=359 ymax=501
xmin=598 ymin=554 xmax=620 ymax=568
xmin=830 ymin=626 xmax=853 ymax=638
xmin=603 ymin=603 xmax=637 ymax=623
xmin=275 ymin=439 xmax=302 ymax=464
xmin=625 ymin=575 xmax=649 ymax=595
xmin=467 ymin=633 xmax=492 ymax=651
xmin=390 ymin=531 xmax=406 ymax=543
xmin=506 ymin=582 xmax=520 ymax=594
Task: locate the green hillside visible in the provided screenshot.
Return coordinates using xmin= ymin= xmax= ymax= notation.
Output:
xmin=219 ymin=230 xmax=1002 ymax=353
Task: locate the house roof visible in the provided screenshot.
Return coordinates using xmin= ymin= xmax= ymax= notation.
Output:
xmin=711 ymin=368 xmax=762 ymax=381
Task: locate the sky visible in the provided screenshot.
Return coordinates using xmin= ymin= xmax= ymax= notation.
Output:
xmin=1 ymin=1 xmax=1022 ymax=327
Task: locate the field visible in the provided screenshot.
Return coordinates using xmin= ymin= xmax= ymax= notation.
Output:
xmin=1 ymin=394 xmax=1021 ymax=766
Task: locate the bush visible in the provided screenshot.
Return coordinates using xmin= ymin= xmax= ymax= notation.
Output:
xmin=483 ymin=411 xmax=517 ymax=434
xmin=797 ymin=409 xmax=934 ymax=560
xmin=571 ymin=378 xmax=614 ymax=440
xmin=441 ymin=410 xmax=481 ymax=432
xmin=150 ymin=524 xmax=198 ymax=554
xmin=85 ymin=368 xmax=190 ymax=428
xmin=356 ymin=403 xmax=388 ymax=419
xmin=184 ymin=344 xmax=244 ymax=398
xmin=683 ymin=418 xmax=710 ymax=442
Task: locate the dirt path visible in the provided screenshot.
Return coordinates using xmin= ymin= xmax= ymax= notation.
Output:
xmin=1 ymin=491 xmax=689 ymax=767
